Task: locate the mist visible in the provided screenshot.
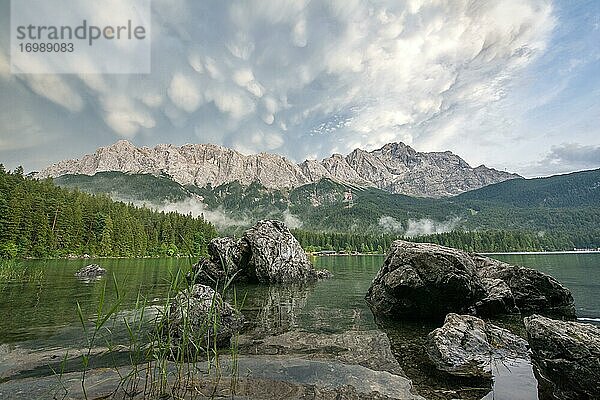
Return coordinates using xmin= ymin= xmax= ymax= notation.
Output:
xmin=378 ymin=215 xmax=462 ymax=237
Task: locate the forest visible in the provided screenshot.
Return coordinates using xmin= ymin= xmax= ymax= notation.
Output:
xmin=1 ymin=165 xmax=598 ymax=259
xmin=0 ymin=166 xmax=217 ymax=259
xmin=292 ymin=229 xmax=584 ymax=254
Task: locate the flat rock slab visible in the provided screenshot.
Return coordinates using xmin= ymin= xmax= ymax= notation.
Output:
xmin=0 ymin=355 xmax=425 ymax=400
xmin=238 ymin=329 xmax=405 ymax=376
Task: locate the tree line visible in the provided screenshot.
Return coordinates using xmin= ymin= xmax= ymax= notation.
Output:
xmin=292 ymin=228 xmax=587 ymax=253
xmin=0 ymin=166 xmax=217 ymax=259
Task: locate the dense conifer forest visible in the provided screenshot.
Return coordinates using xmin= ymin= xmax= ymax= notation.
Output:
xmin=0 ymin=166 xmax=217 ymax=259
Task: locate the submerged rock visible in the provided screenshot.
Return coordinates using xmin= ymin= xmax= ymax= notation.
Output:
xmin=366 ymin=240 xmax=576 ymax=320
xmin=163 ymin=284 xmax=244 ymax=355
xmin=365 ymin=241 xmax=485 ymax=319
xmin=74 ymin=264 xmax=106 ymax=278
xmin=427 ymin=313 xmax=529 ymax=378
xmin=191 ymin=220 xmax=331 ymax=285
xmin=524 ymin=314 xmax=600 ymax=400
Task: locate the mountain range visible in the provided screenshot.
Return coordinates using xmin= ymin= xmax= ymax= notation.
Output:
xmin=38 ymin=140 xmax=519 ymax=198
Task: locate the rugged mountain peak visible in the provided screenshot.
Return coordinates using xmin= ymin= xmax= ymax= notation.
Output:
xmin=38 ymin=141 xmax=520 ymax=197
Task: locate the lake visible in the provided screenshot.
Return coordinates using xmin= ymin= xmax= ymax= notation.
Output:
xmin=1 ymin=253 xmax=598 ymax=399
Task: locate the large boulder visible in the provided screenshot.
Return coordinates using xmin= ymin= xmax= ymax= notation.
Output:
xmin=163 ymin=284 xmax=244 ymax=357
xmin=366 ymin=240 xmax=576 ymax=320
xmin=241 ymin=220 xmax=329 ymax=283
xmin=524 ymin=315 xmax=600 ymax=400
xmin=427 ymin=313 xmax=529 ymax=378
xmin=475 ymin=256 xmax=576 ymax=319
xmin=365 ymin=241 xmax=486 ymax=319
xmin=191 ymin=220 xmax=332 ymax=285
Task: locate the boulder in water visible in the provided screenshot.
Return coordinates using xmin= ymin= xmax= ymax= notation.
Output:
xmin=475 ymin=256 xmax=576 ymax=319
xmin=191 ymin=220 xmax=331 ymax=285
xmin=366 ymin=240 xmax=576 ymax=320
xmin=524 ymin=314 xmax=600 ymax=400
xmin=74 ymin=264 xmax=106 ymax=278
xmin=365 ymin=241 xmax=486 ymax=319
xmin=163 ymin=284 xmax=244 ymax=356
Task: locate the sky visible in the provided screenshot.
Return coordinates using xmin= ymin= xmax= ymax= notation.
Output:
xmin=0 ymin=0 xmax=599 ymax=177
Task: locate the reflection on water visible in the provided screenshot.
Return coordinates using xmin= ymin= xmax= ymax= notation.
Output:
xmin=1 ymin=254 xmax=598 ymax=399
xmin=240 ymin=284 xmax=313 ymax=336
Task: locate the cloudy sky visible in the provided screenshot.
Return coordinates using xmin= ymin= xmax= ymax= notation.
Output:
xmin=0 ymin=0 xmax=599 ymax=177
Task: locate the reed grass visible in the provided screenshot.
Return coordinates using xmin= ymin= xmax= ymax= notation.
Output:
xmin=70 ymin=256 xmax=243 ymax=399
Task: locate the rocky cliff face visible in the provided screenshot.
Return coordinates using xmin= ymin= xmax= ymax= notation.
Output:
xmin=38 ymin=140 xmax=519 ymax=197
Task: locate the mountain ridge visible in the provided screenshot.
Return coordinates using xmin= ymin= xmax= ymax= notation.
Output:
xmin=38 ymin=140 xmax=520 ymax=198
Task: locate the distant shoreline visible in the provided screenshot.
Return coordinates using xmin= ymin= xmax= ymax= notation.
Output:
xmin=481 ymin=250 xmax=600 ymax=255
xmin=310 ymin=250 xmax=600 ymax=257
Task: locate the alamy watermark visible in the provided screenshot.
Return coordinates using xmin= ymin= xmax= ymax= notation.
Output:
xmin=11 ymin=0 xmax=151 ymax=74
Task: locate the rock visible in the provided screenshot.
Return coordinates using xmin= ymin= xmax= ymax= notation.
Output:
xmin=163 ymin=284 xmax=244 ymax=356
xmin=366 ymin=240 xmax=576 ymax=320
xmin=524 ymin=314 xmax=600 ymax=400
xmin=190 ymin=237 xmax=244 ymax=286
xmin=208 ymin=237 xmax=243 ymax=273
xmin=241 ymin=220 xmax=325 ymax=283
xmin=427 ymin=313 xmax=529 ymax=378
xmin=191 ymin=220 xmax=331 ymax=285
xmin=37 ymin=140 xmax=518 ymax=197
xmin=475 ymin=256 xmax=576 ymax=319
xmin=238 ymin=330 xmax=406 ymax=376
xmin=365 ymin=241 xmax=486 ymax=319
xmin=475 ymin=278 xmax=518 ymax=316
xmin=74 ymin=264 xmax=106 ymax=278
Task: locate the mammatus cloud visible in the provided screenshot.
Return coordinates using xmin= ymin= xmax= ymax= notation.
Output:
xmin=379 ymin=215 xmax=461 ymax=237
xmin=0 ymin=0 xmax=566 ymax=173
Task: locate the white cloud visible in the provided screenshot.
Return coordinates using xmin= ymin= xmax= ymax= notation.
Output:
xmin=168 ymin=73 xmax=203 ymax=113
xmin=404 ymin=217 xmax=461 ymax=238
xmin=525 ymin=143 xmax=600 ymax=176
xmin=283 ymin=210 xmax=303 ymax=229
xmin=101 ymin=95 xmax=155 ymax=137
xmin=378 ymin=216 xmax=404 ymax=233
xmin=5 ymin=0 xmax=588 ymax=176
xmin=19 ymin=74 xmax=84 ymax=112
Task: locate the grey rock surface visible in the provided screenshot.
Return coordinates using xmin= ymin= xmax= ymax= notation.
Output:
xmin=241 ymin=220 xmax=323 ymax=283
xmin=164 ymin=284 xmax=244 ymax=354
xmin=524 ymin=314 xmax=600 ymax=400
xmin=37 ymin=140 xmax=519 ymax=197
xmin=427 ymin=313 xmax=529 ymax=378
xmin=192 ymin=220 xmax=331 ymax=285
xmin=475 ymin=278 xmax=518 ymax=316
xmin=366 ymin=241 xmax=576 ymax=320
xmin=475 ymin=256 xmax=576 ymax=319
xmin=365 ymin=241 xmax=486 ymax=319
